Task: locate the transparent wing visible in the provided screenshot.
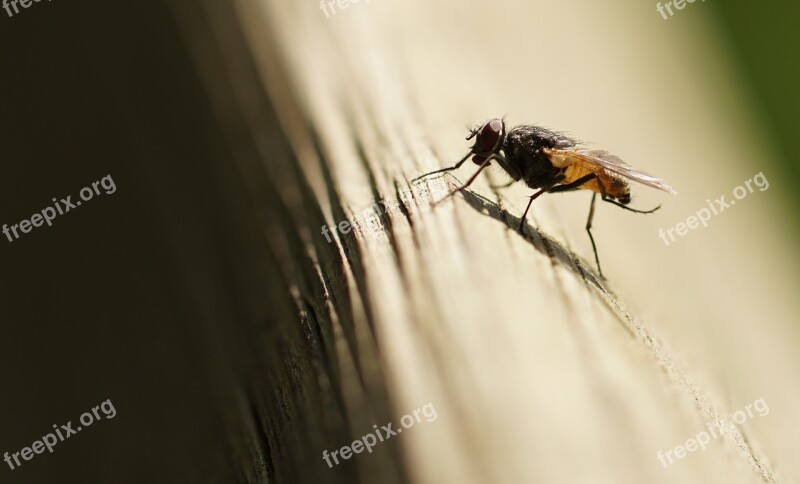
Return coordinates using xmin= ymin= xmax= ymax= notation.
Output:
xmin=543 ymin=148 xmax=677 ymax=194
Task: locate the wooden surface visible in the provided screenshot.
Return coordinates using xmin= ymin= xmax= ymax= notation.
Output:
xmin=173 ymin=1 xmax=800 ymax=483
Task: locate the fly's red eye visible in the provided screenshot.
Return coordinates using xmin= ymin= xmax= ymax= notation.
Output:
xmin=474 ymin=119 xmax=503 ymax=154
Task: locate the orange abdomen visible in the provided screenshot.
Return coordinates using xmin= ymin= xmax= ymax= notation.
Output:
xmin=562 ymin=164 xmax=631 ymax=203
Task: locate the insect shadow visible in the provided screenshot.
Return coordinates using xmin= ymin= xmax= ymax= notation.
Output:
xmin=421 ymin=172 xmax=605 ymax=289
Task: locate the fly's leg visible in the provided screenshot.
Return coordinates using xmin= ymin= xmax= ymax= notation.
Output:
xmin=518 ymin=185 xmax=555 ymax=232
xmin=547 ymin=173 xmax=659 ymax=277
xmin=490 ymin=180 xmax=515 ymax=189
xmin=543 ymin=173 xmax=606 ymax=276
xmin=411 ymin=152 xmax=471 ymax=182
xmin=585 ymin=192 xmax=602 ymax=277
xmin=437 ymin=153 xmax=498 ymax=204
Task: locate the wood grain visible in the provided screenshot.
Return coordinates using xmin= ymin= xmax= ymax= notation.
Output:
xmin=172 ymin=0 xmax=800 ymax=482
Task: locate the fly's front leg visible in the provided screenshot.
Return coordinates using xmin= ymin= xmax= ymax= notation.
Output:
xmin=490 ymin=180 xmax=515 ymax=189
xmin=411 ymin=151 xmax=472 ymax=182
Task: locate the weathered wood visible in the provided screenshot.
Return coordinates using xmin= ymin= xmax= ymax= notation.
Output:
xmin=173 ymin=1 xmax=800 ymax=483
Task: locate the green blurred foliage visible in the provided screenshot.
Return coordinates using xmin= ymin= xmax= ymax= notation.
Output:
xmin=710 ymin=2 xmax=800 ymax=213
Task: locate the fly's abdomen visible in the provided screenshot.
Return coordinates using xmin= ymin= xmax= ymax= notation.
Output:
xmin=562 ymin=164 xmax=631 ymax=203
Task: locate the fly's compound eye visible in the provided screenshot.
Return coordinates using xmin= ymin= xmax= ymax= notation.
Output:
xmin=471 ymin=118 xmax=503 ymax=164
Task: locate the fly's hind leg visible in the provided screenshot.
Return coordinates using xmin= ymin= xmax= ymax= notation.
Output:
xmin=585 ymin=192 xmax=602 ymax=277
xmin=547 ymin=173 xmax=660 ymax=277
xmin=600 ymin=192 xmax=661 ymax=214
xmin=547 ymin=174 xmax=606 ymax=276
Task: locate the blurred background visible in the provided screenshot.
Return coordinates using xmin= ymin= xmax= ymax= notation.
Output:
xmin=0 ymin=0 xmax=797 ymax=483
xmin=715 ymin=1 xmax=799 ymax=214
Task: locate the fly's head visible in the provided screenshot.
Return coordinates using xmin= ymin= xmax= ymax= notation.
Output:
xmin=467 ymin=118 xmax=505 ymax=165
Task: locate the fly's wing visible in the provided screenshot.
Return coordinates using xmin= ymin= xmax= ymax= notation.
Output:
xmin=543 ymin=148 xmax=677 ymax=194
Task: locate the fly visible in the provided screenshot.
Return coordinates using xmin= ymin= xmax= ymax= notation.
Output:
xmin=412 ymin=117 xmax=677 ymax=277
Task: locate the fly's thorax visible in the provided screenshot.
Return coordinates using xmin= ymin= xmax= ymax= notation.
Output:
xmin=504 ymin=125 xmax=574 ymax=189
xmin=505 ymin=125 xmax=574 ymax=152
